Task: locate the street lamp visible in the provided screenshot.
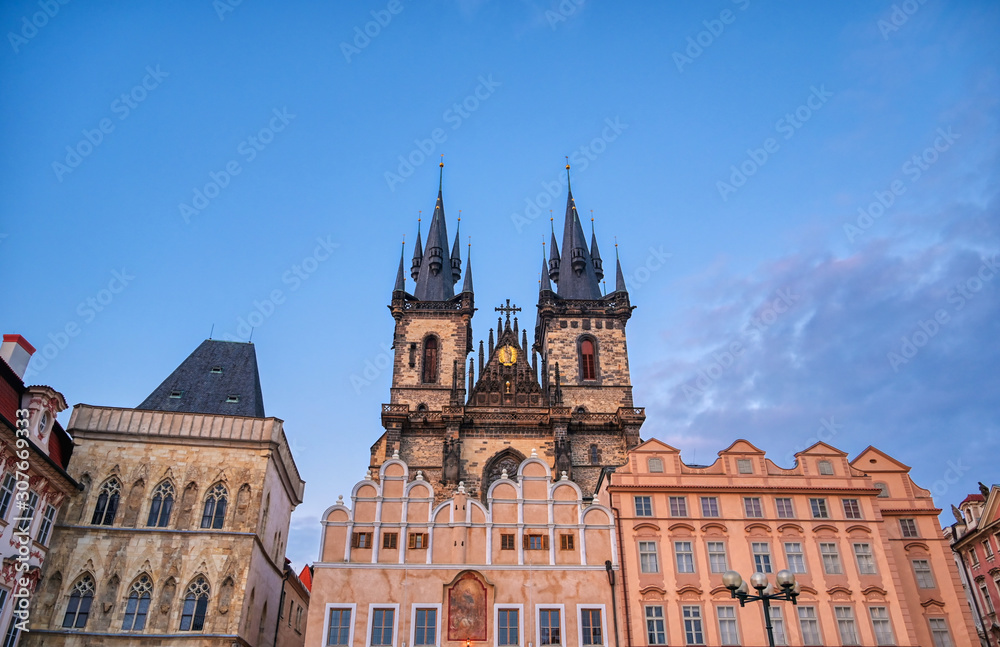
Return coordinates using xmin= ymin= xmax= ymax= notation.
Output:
xmin=722 ymin=569 xmax=799 ymax=647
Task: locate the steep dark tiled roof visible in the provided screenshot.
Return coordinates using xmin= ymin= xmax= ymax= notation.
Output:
xmin=138 ymin=340 xmax=265 ymax=417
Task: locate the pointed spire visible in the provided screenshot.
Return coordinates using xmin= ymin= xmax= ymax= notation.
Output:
xmin=557 ymin=161 xmax=602 ymax=299
xmin=614 ymin=240 xmax=628 ymax=293
xmin=393 ymin=239 xmax=406 ymax=292
xmin=521 ymin=328 xmax=528 ymax=351
xmin=410 ymin=214 xmax=423 ymax=280
xmin=539 ymin=250 xmax=552 ymax=293
xmin=590 ymin=210 xmax=604 ymax=281
xmin=450 ymin=210 xmax=462 ymax=285
xmin=413 ymin=159 xmax=455 ymax=301
xmin=488 ymin=328 xmax=495 ymax=356
xmin=478 ymin=340 xmax=485 ymax=378
xmin=461 ymin=242 xmax=474 ymax=294
xmin=548 ymin=212 xmax=560 ymax=284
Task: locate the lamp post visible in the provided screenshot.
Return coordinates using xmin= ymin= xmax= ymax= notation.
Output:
xmin=722 ymin=569 xmax=800 ymax=647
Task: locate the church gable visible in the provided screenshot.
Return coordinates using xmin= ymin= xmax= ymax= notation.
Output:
xmin=468 ymin=319 xmax=543 ymax=408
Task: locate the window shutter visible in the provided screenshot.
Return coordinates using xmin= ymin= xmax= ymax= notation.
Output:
xmin=422 ymin=533 xmax=429 ymax=547
xmin=409 ymin=533 xmax=416 ymax=549
xmin=523 ymin=534 xmax=529 ymax=550
xmin=543 ymin=535 xmax=550 ymax=550
xmin=351 ymin=533 xmax=359 ymax=548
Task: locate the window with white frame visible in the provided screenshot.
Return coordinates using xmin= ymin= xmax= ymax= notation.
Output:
xmin=835 ymin=606 xmax=859 ymax=645
xmin=983 ymin=540 xmax=994 ymax=560
xmin=648 ymin=458 xmax=664 ymax=473
xmin=797 ymin=606 xmax=821 ymax=645
xmin=708 ymin=541 xmax=728 ymax=573
xmin=682 ymin=606 xmax=704 ymax=646
xmin=744 ymin=497 xmax=763 ymax=518
xmin=717 ymin=606 xmax=740 ymax=646
xmin=770 ymin=606 xmax=788 ymax=646
xmin=369 ymin=607 xmax=396 ymax=647
xmin=17 ymin=491 xmax=38 ymax=532
xmin=969 ymin=548 xmax=980 ymax=568
xmin=980 ymin=584 xmax=995 ymax=614
xmin=634 ymin=496 xmax=653 ymax=517
xmin=752 ymin=542 xmax=773 ymax=573
xmin=784 ymin=542 xmax=806 ymax=574
xmin=675 ymin=541 xmax=695 ymax=573
xmin=669 ymin=496 xmax=688 ymax=517
xmin=869 ymin=606 xmax=895 ymax=646
xmin=413 ymin=607 xmax=438 ymax=647
xmin=645 ymin=606 xmax=666 ymax=645
xmin=775 ymin=497 xmax=795 ymax=518
xmin=928 ymin=617 xmax=954 ymax=647
xmin=496 ymin=606 xmax=520 ymax=647
xmin=854 ymin=543 xmax=877 ymax=574
xmin=818 ymin=460 xmax=834 ymax=475
xmin=701 ymin=497 xmax=719 ymax=517
xmin=737 ymin=459 xmax=753 ymax=474
xmin=842 ymin=498 xmax=863 ymax=519
xmin=809 ymin=498 xmax=829 ymax=519
xmin=820 ymin=542 xmax=842 ymax=574
xmin=912 ymin=560 xmax=936 ymax=589
xmin=639 ymin=541 xmax=659 ymax=573
xmin=538 ymin=607 xmax=562 ymax=646
xmin=37 ymin=504 xmax=57 ymax=545
xmin=579 ymin=607 xmax=604 ymax=646
xmin=325 ymin=606 xmax=354 ymax=646
xmin=0 ymin=475 xmax=16 ymax=520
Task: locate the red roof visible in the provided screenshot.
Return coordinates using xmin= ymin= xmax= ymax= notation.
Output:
xmin=298 ymin=565 xmax=312 ymax=592
xmin=962 ymin=493 xmax=985 ymax=504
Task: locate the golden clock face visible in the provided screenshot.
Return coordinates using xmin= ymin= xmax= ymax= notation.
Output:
xmin=498 ymin=345 xmax=518 ymax=366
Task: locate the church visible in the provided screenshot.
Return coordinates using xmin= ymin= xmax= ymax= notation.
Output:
xmin=305 ymin=163 xmax=638 ymax=647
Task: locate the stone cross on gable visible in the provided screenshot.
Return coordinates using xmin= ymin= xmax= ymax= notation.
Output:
xmin=494 ymin=299 xmax=521 ymax=323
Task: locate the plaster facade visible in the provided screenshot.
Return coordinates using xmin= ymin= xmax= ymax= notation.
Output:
xmin=306 ymin=454 xmax=622 ymax=647
xmin=602 ymin=439 xmax=977 ymax=647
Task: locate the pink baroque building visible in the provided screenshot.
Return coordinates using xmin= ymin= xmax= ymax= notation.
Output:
xmin=306 ymin=451 xmax=623 ymax=647
xmin=600 ymin=438 xmax=977 ymax=647
xmin=947 ymin=483 xmax=1000 ymax=647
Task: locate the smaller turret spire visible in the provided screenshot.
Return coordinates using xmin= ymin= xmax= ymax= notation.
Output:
xmin=614 ymin=239 xmax=628 ymax=293
xmin=539 ymin=247 xmax=552 ymax=293
xmin=410 ymin=213 xmax=423 ymax=280
xmin=393 ymin=239 xmax=406 ymax=292
xmin=590 ymin=210 xmax=604 ymax=281
xmin=450 ymin=210 xmax=462 ymax=285
xmin=548 ymin=212 xmax=560 ymax=284
xmin=461 ymin=241 xmax=474 ymax=294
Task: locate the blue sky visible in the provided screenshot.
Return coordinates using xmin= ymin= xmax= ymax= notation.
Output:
xmin=2 ymin=1 xmax=997 ymax=570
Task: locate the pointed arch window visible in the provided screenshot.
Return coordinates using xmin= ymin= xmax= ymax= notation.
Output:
xmin=146 ymin=481 xmax=174 ymax=527
xmin=91 ymin=478 xmax=121 ymax=526
xmin=201 ymin=483 xmax=228 ymax=529
xmin=422 ymin=337 xmax=438 ymax=383
xmin=62 ymin=575 xmax=95 ymax=628
xmin=580 ymin=338 xmax=597 ymax=380
xmin=121 ymin=574 xmax=152 ymax=631
xmin=179 ymin=577 xmax=210 ymax=631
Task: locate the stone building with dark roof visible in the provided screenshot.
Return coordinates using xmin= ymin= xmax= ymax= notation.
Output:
xmin=24 ymin=339 xmax=305 ymax=646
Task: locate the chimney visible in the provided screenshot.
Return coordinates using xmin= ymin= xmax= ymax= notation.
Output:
xmin=1 ymin=335 xmax=35 ymax=379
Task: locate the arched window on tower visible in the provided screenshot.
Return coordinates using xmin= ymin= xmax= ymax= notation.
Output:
xmin=91 ymin=478 xmax=121 ymax=526
xmin=589 ymin=444 xmax=600 ymax=465
xmin=179 ymin=577 xmax=210 ymax=631
xmin=201 ymin=483 xmax=228 ymax=529
xmin=580 ymin=338 xmax=597 ymax=380
xmin=422 ymin=337 xmax=438 ymax=383
xmin=146 ymin=481 xmax=174 ymax=527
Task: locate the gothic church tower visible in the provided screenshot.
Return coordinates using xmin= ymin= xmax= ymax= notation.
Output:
xmin=374 ymin=163 xmax=643 ymax=501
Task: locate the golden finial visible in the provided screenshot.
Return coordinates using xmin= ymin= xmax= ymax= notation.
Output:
xmin=458 ymin=209 xmax=461 ymax=222
xmin=440 ymin=154 xmax=444 ymax=168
